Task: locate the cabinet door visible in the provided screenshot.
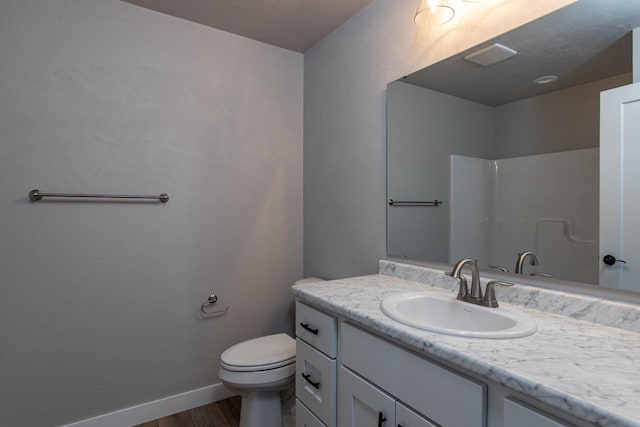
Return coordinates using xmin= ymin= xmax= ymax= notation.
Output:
xmin=339 ymin=367 xmax=395 ymax=427
xmin=396 ymin=402 xmax=438 ymax=427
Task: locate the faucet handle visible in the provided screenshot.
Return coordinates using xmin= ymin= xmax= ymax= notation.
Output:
xmin=483 ymin=280 xmax=514 ymax=308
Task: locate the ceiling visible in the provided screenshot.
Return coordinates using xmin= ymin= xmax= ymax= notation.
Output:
xmin=403 ymin=0 xmax=640 ymax=106
xmin=123 ymin=0 xmax=373 ymax=53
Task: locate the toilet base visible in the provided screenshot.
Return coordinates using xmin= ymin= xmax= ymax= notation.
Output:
xmin=239 ymin=391 xmax=282 ymax=427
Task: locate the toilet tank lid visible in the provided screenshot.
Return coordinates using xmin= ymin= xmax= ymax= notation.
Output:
xmin=221 ymin=333 xmax=296 ymax=367
xmin=294 ymin=277 xmax=325 ymax=286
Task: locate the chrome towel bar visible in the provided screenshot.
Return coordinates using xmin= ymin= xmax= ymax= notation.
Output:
xmin=29 ymin=189 xmax=169 ymax=203
xmin=388 ymin=199 xmax=442 ymax=207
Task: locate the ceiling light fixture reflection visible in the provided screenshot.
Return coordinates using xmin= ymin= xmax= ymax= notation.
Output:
xmin=533 ymin=75 xmax=559 ymax=85
xmin=414 ymin=0 xmax=455 ymax=26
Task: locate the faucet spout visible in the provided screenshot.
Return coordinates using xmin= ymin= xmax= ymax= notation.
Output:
xmin=515 ymin=251 xmax=539 ymax=274
xmin=448 ymin=259 xmax=481 ymax=301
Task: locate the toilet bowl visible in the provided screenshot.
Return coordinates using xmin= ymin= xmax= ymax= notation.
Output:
xmin=219 ymin=333 xmax=296 ymax=427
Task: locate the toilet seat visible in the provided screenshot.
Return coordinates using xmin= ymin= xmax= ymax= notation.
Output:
xmin=220 ymin=356 xmax=295 ymax=372
xmin=220 ymin=333 xmax=296 ymax=372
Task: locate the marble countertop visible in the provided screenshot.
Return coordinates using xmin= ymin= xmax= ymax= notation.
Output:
xmin=291 ymin=265 xmax=640 ymax=427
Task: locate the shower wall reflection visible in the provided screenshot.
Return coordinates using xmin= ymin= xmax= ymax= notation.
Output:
xmin=450 ymin=149 xmax=598 ymax=283
xmin=387 ymin=74 xmax=630 ymax=283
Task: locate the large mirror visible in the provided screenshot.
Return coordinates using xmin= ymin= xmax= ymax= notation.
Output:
xmin=387 ymin=0 xmax=640 ymax=291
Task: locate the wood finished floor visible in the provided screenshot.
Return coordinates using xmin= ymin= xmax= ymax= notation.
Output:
xmin=135 ymin=396 xmax=241 ymax=427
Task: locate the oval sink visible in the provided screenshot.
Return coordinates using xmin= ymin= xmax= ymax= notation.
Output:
xmin=380 ymin=292 xmax=537 ymax=339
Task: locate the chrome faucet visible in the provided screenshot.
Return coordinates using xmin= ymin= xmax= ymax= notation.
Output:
xmin=515 ymin=251 xmax=539 ymax=274
xmin=448 ymin=259 xmax=482 ymax=302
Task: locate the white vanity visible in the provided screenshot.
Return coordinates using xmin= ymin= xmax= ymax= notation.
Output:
xmin=292 ymin=260 xmax=640 ymax=427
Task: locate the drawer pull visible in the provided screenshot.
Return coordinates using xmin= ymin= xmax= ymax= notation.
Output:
xmin=378 ymin=411 xmax=387 ymax=426
xmin=301 ymin=373 xmax=320 ymax=389
xmin=300 ymin=322 xmax=319 ymax=335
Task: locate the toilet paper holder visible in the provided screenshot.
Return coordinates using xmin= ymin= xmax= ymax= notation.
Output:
xmin=200 ymin=294 xmax=230 ymax=317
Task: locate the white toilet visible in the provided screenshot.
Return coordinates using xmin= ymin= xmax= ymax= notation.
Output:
xmin=219 ymin=278 xmax=324 ymax=427
xmin=219 ymin=333 xmax=297 ymax=427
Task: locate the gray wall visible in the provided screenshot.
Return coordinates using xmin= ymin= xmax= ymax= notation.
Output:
xmin=303 ymin=0 xmax=575 ymax=278
xmin=494 ymin=73 xmax=632 ymax=159
xmin=0 ymin=1 xmax=302 ymax=426
xmin=386 ymin=81 xmax=494 ymax=261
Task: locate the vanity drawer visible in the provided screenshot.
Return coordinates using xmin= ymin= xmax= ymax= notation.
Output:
xmin=296 ymin=399 xmax=326 ymax=427
xmin=296 ymin=302 xmax=337 ymax=357
xmin=296 ymin=338 xmax=336 ymax=426
xmin=340 ymin=323 xmax=486 ymax=427
xmin=504 ymin=398 xmax=570 ymax=427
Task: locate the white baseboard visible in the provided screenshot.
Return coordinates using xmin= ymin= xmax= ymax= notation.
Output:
xmin=62 ymin=383 xmax=236 ymax=427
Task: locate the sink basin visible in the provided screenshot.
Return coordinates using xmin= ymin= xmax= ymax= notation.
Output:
xmin=380 ymin=292 xmax=537 ymax=338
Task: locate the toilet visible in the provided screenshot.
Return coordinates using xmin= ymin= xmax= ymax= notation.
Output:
xmin=219 ymin=278 xmax=324 ymax=427
xmin=219 ymin=333 xmax=296 ymax=427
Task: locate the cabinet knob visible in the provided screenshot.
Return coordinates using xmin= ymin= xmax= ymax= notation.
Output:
xmin=603 ymin=255 xmax=627 ymax=266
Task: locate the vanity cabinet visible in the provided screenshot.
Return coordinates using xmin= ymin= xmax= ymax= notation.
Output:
xmin=338 ymin=367 xmax=396 ymax=427
xmin=295 ymin=300 xmax=581 ymax=427
xmin=339 ymin=322 xmax=485 ymax=427
xmin=295 ymin=302 xmax=337 ymax=427
xmin=339 ymin=366 xmax=436 ymax=427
